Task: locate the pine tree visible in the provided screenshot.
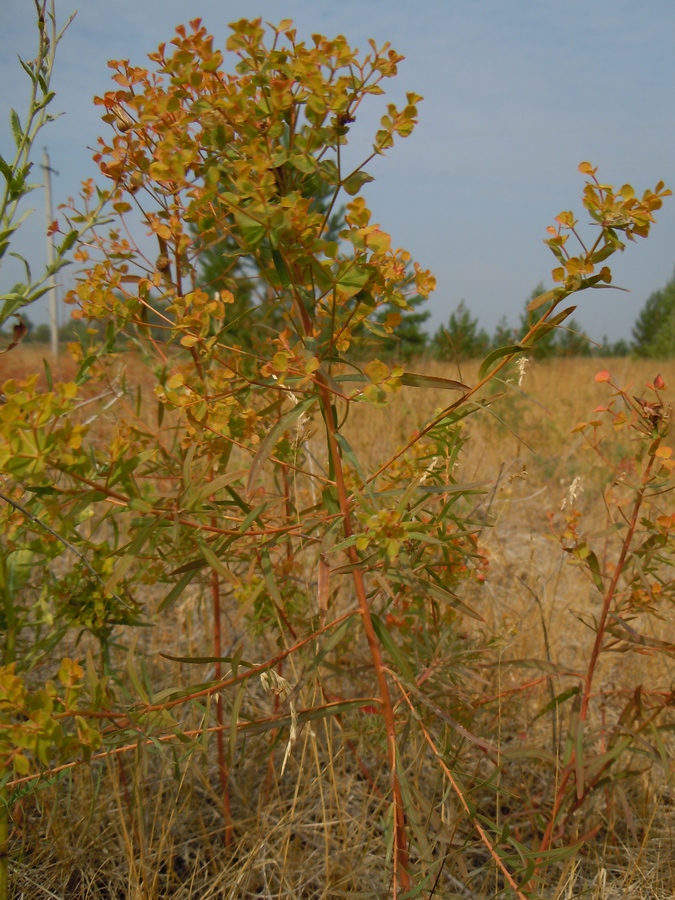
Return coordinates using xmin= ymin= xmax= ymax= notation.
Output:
xmin=491 ymin=315 xmax=515 ymax=351
xmin=632 ymin=273 xmax=675 ymax=358
xmin=432 ymin=300 xmax=489 ymax=360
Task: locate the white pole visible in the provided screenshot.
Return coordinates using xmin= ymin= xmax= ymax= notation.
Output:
xmin=42 ymin=148 xmax=58 ymax=358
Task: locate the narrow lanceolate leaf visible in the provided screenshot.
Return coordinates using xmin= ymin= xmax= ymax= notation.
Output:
xmin=585 ymin=550 xmax=605 ymax=593
xmin=105 ymin=514 xmax=164 ymax=593
xmin=547 ymin=305 xmax=577 ymax=327
xmin=400 ymin=372 xmax=470 ymax=392
xmin=246 ymin=396 xmax=314 ymax=497
xmin=371 ymin=613 xmax=416 ymax=684
xmin=158 ymin=568 xmax=198 ymax=613
xmin=334 ymin=432 xmax=375 ymax=502
xmin=188 ymin=469 xmax=248 ymax=507
xmin=532 ymin=685 xmax=580 ymax=721
xmin=199 ymin=543 xmax=242 ymax=587
xmin=271 ymin=248 xmax=292 ymax=288
xmin=527 ymin=288 xmax=560 ymax=312
xmin=10 ymin=109 xmax=23 ymax=148
xmin=312 ymin=616 xmax=357 ymax=670
xmin=422 ymin=579 xmax=485 ymax=622
xmin=242 ymin=699 xmax=379 ymax=735
xmin=395 ymin=475 xmax=423 ymax=516
xmin=260 ymin=549 xmax=283 ymax=606
xmin=478 ymin=345 xmax=526 ymax=380
xmin=160 ymin=653 xmax=255 ymax=667
xmin=56 ymin=229 xmax=78 ymax=256
xmin=317 ymin=554 xmax=330 ymax=626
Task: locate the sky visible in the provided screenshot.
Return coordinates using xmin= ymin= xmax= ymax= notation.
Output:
xmin=1 ymin=0 xmax=674 ymax=343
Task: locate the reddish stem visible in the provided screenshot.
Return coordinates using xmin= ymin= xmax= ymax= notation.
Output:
xmin=580 ymin=449 xmax=657 ymax=721
xmin=315 ymin=374 xmax=410 ymax=890
xmin=212 ymin=553 xmax=233 ymax=845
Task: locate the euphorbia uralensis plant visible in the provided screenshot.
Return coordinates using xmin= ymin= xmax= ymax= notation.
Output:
xmin=1 ymin=14 xmax=669 ymax=895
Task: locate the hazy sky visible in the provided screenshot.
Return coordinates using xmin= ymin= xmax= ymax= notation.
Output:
xmin=2 ymin=0 xmax=674 ymax=342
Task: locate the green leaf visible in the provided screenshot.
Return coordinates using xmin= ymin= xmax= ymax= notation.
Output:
xmin=333 ymin=432 xmax=375 ymax=503
xmin=342 ymin=170 xmax=375 ymax=196
xmin=43 ymin=357 xmax=53 ymax=391
xmin=335 ymin=261 xmax=372 ymax=298
xmin=371 ymin=613 xmax=416 ymax=684
xmin=478 ymin=345 xmax=525 ymax=380
xmin=199 ymin=543 xmax=241 ymax=587
xmin=585 ymin=550 xmax=605 ymax=593
xmin=329 ymin=552 xmax=379 ymax=575
xmin=229 ymin=682 xmax=247 ymax=765
xmin=260 ymin=549 xmax=283 ymax=605
xmin=127 ymin=649 xmax=150 ymax=704
xmin=13 ymin=754 xmax=30 ymax=775
xmin=233 ymin=209 xmax=266 ymax=249
xmin=159 ymin=653 xmax=254 ymax=667
xmin=395 ymin=476 xmax=423 ymax=516
xmin=547 ymin=304 xmax=577 ymax=327
xmin=271 ymin=248 xmax=292 ymax=288
xmin=422 ymin=578 xmax=484 ymax=622
xmin=532 ymin=685 xmax=580 ymax=722
xmin=158 ymin=568 xmax=197 ymax=613
xmin=527 ymin=288 xmax=561 ymax=312
xmin=75 ymin=353 xmax=99 ymax=384
xmin=246 ymin=397 xmax=315 ymax=497
xmin=0 ymin=153 xmax=12 ymax=182
xmin=242 ymin=699 xmax=377 ymax=736
xmin=182 ymin=444 xmax=197 ymax=495
xmin=10 ymin=109 xmax=22 ymax=148
xmin=400 ymin=372 xmax=469 ymax=392
xmin=362 ymin=318 xmax=391 ymax=339
xmin=288 ymin=153 xmax=317 ymax=174
xmin=312 ymin=616 xmax=357 ymax=669
xmin=127 ymin=498 xmax=153 ymax=512
xmin=105 ymin=514 xmax=162 ymax=593
xmin=56 ymin=229 xmax=78 ymax=257
xmin=187 ymin=469 xmax=248 ymax=508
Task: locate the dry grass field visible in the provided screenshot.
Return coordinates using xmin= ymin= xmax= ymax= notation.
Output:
xmin=2 ymin=346 xmax=675 ymax=899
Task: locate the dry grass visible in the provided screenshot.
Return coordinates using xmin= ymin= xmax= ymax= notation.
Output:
xmin=3 ymin=347 xmax=675 ymax=898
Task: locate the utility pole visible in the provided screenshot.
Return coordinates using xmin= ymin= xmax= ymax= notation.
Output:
xmin=42 ymin=148 xmax=58 ymax=358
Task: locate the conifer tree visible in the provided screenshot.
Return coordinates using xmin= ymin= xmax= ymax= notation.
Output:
xmin=432 ymin=300 xmax=489 ymax=360
xmin=632 ymin=273 xmax=675 ymax=357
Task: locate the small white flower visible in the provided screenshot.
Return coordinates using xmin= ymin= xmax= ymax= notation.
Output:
xmin=420 ymin=455 xmax=441 ymax=485
xmin=261 ymin=669 xmax=298 ymax=775
xmin=561 ymin=476 xmax=583 ymax=510
xmin=516 ymin=356 xmax=529 ymax=387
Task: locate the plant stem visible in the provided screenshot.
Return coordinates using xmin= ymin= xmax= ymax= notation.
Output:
xmin=580 ymin=450 xmax=657 ymax=721
xmin=315 ymin=375 xmax=410 ymax=890
xmin=211 ymin=568 xmax=232 ymax=845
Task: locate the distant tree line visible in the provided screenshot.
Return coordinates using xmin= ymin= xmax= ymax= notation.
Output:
xmin=4 ymin=248 xmax=674 ymax=362
xmin=430 ymin=286 xmax=628 ymax=361
xmin=430 ymin=271 xmax=675 ymax=361
xmin=0 ymin=316 xmax=96 ymax=346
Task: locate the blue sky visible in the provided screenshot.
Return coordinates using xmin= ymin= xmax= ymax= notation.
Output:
xmin=2 ymin=0 xmax=674 ymax=342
